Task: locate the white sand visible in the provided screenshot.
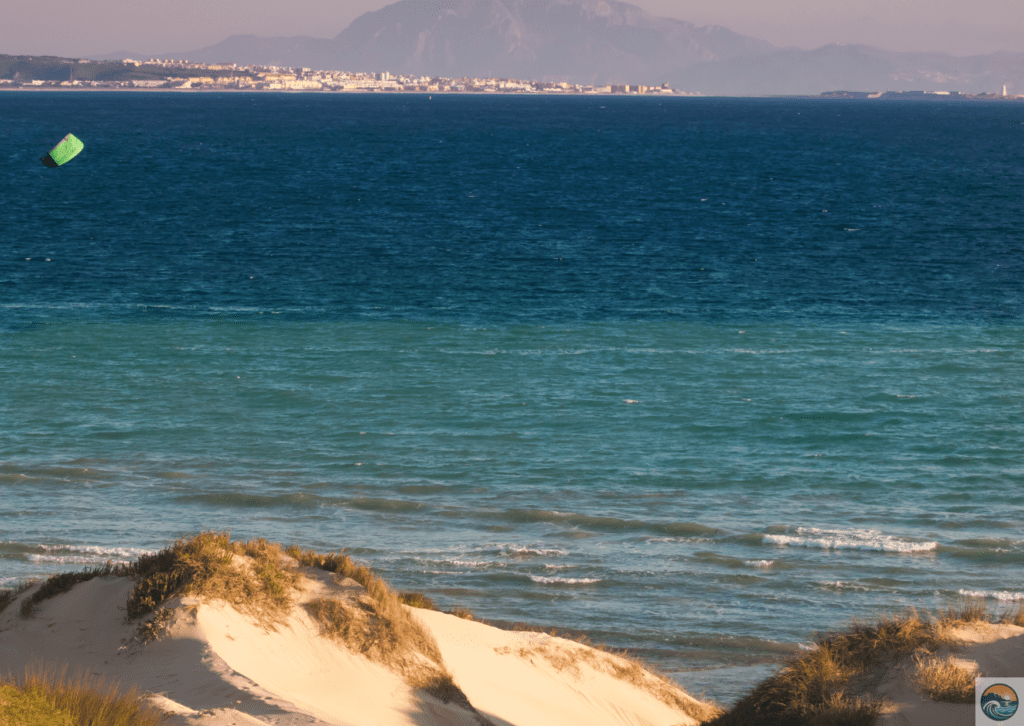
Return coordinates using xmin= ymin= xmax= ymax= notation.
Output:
xmin=0 ymin=566 xmax=708 ymax=726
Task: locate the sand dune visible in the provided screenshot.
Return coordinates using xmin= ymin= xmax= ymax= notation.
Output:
xmin=0 ymin=557 xmax=710 ymax=726
xmin=3 ymin=540 xmax=1021 ymax=726
xmin=870 ymin=622 xmax=1024 ymax=726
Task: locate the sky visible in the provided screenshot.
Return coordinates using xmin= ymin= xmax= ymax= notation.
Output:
xmin=3 ymin=0 xmax=1022 ymax=60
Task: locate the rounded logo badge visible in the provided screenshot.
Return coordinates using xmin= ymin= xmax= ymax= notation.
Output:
xmin=981 ymin=683 xmax=1020 ymax=722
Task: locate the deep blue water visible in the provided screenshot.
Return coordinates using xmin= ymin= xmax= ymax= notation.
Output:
xmin=2 ymin=92 xmax=1023 ymax=705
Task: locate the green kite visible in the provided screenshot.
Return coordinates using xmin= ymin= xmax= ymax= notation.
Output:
xmin=41 ymin=133 xmax=84 ymax=167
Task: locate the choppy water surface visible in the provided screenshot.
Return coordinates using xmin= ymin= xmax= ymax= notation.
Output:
xmin=1 ymin=93 xmax=1022 ymax=704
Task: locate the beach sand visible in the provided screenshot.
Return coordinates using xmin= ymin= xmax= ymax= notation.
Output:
xmin=0 ymin=560 xmax=712 ymax=726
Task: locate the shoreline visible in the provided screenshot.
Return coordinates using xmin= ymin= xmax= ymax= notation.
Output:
xmin=3 ymin=87 xmax=1022 ymax=99
xmin=2 ymin=534 xmax=1022 ymax=725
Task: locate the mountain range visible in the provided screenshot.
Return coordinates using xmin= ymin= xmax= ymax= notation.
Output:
xmin=98 ymin=0 xmax=1023 ymax=95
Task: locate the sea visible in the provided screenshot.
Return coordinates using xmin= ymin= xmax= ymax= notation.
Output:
xmin=1 ymin=91 xmax=1022 ymax=706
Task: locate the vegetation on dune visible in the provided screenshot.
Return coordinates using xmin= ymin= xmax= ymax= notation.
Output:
xmin=18 ymin=564 xmax=129 ymax=619
xmin=705 ymin=602 xmax=1012 ymax=726
xmin=12 ymin=533 xmax=1021 ymax=725
xmin=286 ymin=546 xmax=474 ymax=709
xmin=0 ymin=663 xmax=166 ymax=726
xmin=911 ymin=654 xmax=976 ymax=703
xmin=999 ymin=602 xmax=1024 ymax=627
xmin=125 ymin=531 xmax=298 ymax=623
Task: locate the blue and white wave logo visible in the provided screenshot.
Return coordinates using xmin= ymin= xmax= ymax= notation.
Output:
xmin=981 ymin=683 xmax=1019 ymax=722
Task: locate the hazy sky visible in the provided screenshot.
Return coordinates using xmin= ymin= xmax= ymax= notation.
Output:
xmin=4 ymin=0 xmax=1022 ymax=59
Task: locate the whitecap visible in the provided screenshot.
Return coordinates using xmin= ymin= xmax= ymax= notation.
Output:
xmin=495 ymin=544 xmax=567 ymax=557
xmin=529 ymin=575 xmax=600 ymax=584
xmin=958 ymin=589 xmax=1024 ymax=601
xmin=40 ymin=544 xmax=157 ymax=558
xmin=764 ymin=527 xmax=936 ymax=554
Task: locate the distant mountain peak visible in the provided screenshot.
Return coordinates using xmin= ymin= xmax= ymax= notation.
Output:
xmin=114 ymin=0 xmax=1024 ymax=95
xmin=332 ymin=0 xmax=772 ymax=83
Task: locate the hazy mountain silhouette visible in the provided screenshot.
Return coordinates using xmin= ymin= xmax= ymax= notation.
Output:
xmin=104 ymin=0 xmax=771 ymax=85
xmin=97 ymin=0 xmax=1024 ymax=94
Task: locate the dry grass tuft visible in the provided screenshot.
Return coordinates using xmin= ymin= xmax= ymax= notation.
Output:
xmin=125 ymin=531 xmax=298 ymax=624
xmin=134 ymin=607 xmax=174 ymax=645
xmin=19 ymin=564 xmax=129 ymax=619
xmin=704 ymin=604 xmax=1010 ymax=726
xmin=0 ymin=662 xmax=166 ymax=726
xmin=289 ymin=546 xmax=479 ymax=713
xmin=0 ymin=584 xmax=31 ymax=615
xmin=397 ymin=591 xmax=438 ymax=610
xmin=304 ymin=591 xmax=449 ymax=681
xmin=998 ymin=603 xmax=1024 ymax=627
xmin=912 ymin=654 xmax=975 ymax=703
xmin=448 ymin=606 xmax=476 ymax=621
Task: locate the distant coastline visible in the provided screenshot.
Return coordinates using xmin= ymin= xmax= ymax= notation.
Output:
xmin=3 ymin=54 xmax=1021 ymax=98
xmin=3 ymin=87 xmax=1021 ymax=100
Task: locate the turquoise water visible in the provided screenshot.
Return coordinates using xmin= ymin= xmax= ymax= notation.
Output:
xmin=1 ymin=93 xmax=1022 ymax=704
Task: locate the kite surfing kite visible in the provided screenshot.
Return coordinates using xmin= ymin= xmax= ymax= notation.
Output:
xmin=41 ymin=133 xmax=84 ymax=167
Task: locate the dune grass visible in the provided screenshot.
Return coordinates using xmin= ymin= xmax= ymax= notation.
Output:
xmin=705 ymin=603 xmax=1006 ymax=726
xmin=125 ymin=531 xmax=299 ymax=624
xmin=912 ymin=654 xmax=976 ymax=703
xmin=397 ymin=591 xmax=438 ymax=610
xmin=0 ymin=582 xmax=35 ymax=615
xmin=999 ymin=603 xmax=1024 ymax=627
xmin=0 ymin=663 xmax=166 ymax=726
xmin=285 ymin=546 xmax=475 ymax=709
xmin=396 ymin=590 xmax=476 ymax=621
xmin=18 ymin=564 xmax=129 ymax=619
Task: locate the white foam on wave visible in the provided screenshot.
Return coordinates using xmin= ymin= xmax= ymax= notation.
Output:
xmin=529 ymin=575 xmax=600 ymax=585
xmin=495 ymin=544 xmax=567 ymax=557
xmin=745 ymin=560 xmax=775 ymax=569
xmin=958 ymin=589 xmax=1024 ymax=602
xmin=446 ymin=558 xmax=495 ymax=568
xmin=821 ymin=580 xmax=870 ymax=592
xmin=40 ymin=544 xmax=158 ymax=558
xmin=27 ymin=554 xmax=132 ymax=566
xmin=764 ymin=527 xmax=937 ymax=554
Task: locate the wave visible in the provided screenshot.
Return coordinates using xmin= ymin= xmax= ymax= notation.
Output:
xmin=528 ymin=575 xmax=600 ymax=585
xmin=958 ymin=589 xmax=1024 ymax=601
xmin=1 ymin=541 xmax=158 ymax=571
xmin=764 ymin=527 xmax=937 ymax=554
xmin=41 ymin=544 xmax=157 ymax=558
xmin=821 ymin=580 xmax=871 ymax=592
xmin=179 ymin=490 xmax=331 ymax=510
xmin=501 ymin=509 xmax=718 ymax=538
xmin=491 ymin=544 xmax=568 ymax=558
